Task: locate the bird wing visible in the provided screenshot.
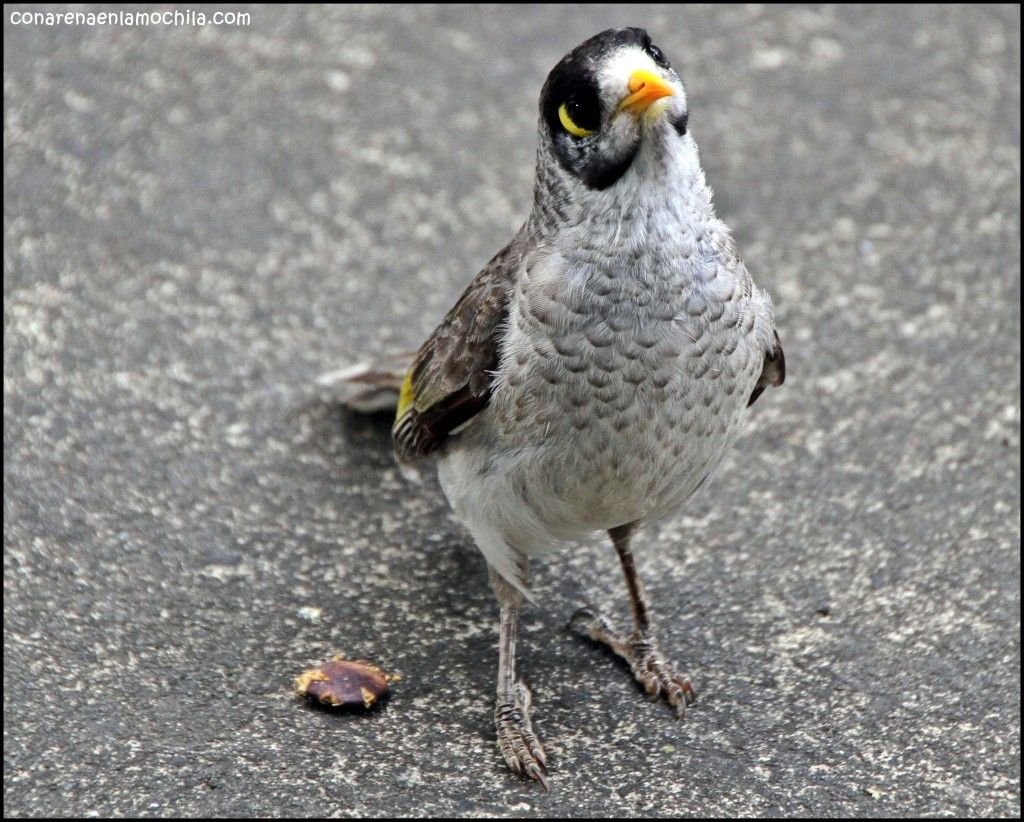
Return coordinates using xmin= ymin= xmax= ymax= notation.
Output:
xmin=392 ymin=236 xmax=524 ymax=460
xmin=747 ymin=330 xmax=786 ymax=407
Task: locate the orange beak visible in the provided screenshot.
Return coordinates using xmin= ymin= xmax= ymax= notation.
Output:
xmin=619 ymin=69 xmax=675 ymax=114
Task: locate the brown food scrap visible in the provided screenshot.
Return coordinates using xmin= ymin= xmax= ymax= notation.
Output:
xmin=295 ymin=656 xmax=398 ymax=710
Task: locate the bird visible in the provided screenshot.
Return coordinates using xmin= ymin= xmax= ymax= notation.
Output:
xmin=322 ymin=26 xmax=785 ymax=788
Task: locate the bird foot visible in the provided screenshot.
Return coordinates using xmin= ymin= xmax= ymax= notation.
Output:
xmin=495 ymin=680 xmax=549 ymax=790
xmin=570 ymin=606 xmax=696 ymax=717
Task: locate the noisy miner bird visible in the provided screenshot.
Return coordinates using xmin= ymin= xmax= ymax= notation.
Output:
xmin=321 ymin=27 xmax=784 ymax=788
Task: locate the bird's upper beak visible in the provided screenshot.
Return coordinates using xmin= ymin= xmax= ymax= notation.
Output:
xmin=618 ymin=69 xmax=675 ymax=115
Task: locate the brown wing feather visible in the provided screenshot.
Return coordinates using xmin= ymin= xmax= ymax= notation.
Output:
xmin=393 ymin=234 xmax=524 ymax=460
xmin=748 ymin=330 xmax=786 ymax=407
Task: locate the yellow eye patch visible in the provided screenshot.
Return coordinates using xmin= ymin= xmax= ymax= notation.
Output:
xmin=558 ymin=102 xmax=595 ymax=138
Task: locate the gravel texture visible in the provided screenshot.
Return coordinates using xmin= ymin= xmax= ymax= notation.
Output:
xmin=4 ymin=4 xmax=1020 ymax=817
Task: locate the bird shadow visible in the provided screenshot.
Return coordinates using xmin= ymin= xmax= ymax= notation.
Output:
xmin=288 ymin=394 xmax=492 ymax=613
xmin=289 ymin=395 xmax=394 ymax=465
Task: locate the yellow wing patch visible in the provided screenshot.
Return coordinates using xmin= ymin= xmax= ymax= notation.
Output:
xmin=396 ymin=369 xmax=416 ymax=421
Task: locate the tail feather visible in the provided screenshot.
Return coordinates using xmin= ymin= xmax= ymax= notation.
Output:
xmin=317 ymin=351 xmax=415 ymax=414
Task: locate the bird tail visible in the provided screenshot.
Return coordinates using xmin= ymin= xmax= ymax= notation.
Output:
xmin=316 ymin=351 xmax=415 ymax=414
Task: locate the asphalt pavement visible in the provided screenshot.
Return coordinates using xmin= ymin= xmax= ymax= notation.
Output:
xmin=4 ymin=4 xmax=1020 ymax=817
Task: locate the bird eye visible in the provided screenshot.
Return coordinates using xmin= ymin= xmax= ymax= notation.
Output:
xmin=558 ymin=100 xmax=597 ymax=138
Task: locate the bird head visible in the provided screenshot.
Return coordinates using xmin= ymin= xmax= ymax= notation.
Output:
xmin=538 ymin=27 xmax=689 ymax=192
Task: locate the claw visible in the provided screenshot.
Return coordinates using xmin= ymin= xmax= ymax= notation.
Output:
xmin=570 ymin=605 xmax=697 ymax=717
xmin=527 ymin=761 xmax=550 ymax=791
xmin=569 ymin=606 xmax=595 ymax=632
xmin=495 ymin=679 xmax=549 ymax=789
xmin=663 ymin=673 xmax=696 ymax=717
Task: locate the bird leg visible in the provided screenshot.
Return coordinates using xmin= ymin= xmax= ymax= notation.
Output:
xmin=571 ymin=523 xmax=696 ymax=716
xmin=490 ymin=567 xmax=548 ymax=789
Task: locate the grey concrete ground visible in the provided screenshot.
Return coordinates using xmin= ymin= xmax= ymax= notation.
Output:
xmin=4 ymin=4 xmax=1020 ymax=817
